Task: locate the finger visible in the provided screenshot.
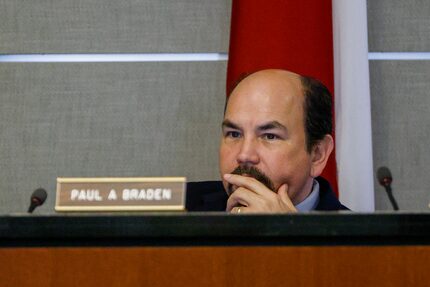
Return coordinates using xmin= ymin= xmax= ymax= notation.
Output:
xmin=226 ymin=187 xmax=251 ymax=211
xmin=226 ymin=187 xmax=263 ymax=211
xmin=223 ymin=174 xmax=271 ymax=196
xmin=226 ymin=196 xmax=243 ymax=212
xmin=277 ymin=183 xmax=297 ymax=212
xmin=230 ymin=206 xmax=245 ymax=214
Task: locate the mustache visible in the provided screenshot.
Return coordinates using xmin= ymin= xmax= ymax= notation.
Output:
xmin=227 ymin=166 xmax=275 ymax=196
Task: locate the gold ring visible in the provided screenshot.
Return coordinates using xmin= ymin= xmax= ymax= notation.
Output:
xmin=237 ymin=207 xmax=241 ymax=214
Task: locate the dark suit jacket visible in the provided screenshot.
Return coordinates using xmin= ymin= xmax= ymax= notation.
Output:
xmin=186 ymin=177 xmax=349 ymax=211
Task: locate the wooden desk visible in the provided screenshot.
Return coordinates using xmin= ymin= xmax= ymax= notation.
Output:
xmin=1 ymin=213 xmax=429 ymax=287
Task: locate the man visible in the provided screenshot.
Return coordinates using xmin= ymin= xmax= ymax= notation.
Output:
xmin=186 ymin=69 xmax=348 ymax=212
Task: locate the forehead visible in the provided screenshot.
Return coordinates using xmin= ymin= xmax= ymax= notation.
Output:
xmin=225 ymin=71 xmax=305 ymax=125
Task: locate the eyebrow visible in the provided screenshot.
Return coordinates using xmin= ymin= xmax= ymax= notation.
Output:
xmin=221 ymin=119 xmax=240 ymax=130
xmin=222 ymin=119 xmax=287 ymax=132
xmin=257 ymin=121 xmax=287 ymax=132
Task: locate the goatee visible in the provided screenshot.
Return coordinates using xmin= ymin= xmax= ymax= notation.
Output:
xmin=227 ymin=166 xmax=275 ymax=196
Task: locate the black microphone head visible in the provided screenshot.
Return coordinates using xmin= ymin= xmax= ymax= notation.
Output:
xmin=377 ymin=166 xmax=392 ymax=187
xmin=28 ymin=188 xmax=48 ymax=213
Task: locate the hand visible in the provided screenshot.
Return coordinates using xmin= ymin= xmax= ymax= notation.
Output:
xmin=224 ymin=174 xmax=297 ymax=214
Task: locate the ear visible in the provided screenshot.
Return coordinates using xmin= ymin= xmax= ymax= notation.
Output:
xmin=310 ymin=134 xmax=334 ymax=178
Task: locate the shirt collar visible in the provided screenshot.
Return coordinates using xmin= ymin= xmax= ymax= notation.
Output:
xmin=295 ymin=179 xmax=320 ymax=212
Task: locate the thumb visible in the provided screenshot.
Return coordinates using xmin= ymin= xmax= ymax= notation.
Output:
xmin=277 ymin=183 xmax=296 ymax=212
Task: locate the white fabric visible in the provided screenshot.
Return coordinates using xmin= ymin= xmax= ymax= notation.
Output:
xmin=295 ymin=179 xmax=320 ymax=212
xmin=332 ymin=0 xmax=375 ymax=211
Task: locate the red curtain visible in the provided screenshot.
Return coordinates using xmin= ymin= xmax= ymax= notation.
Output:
xmin=226 ymin=0 xmax=338 ymax=194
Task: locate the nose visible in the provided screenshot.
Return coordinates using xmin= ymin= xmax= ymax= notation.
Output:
xmin=236 ymin=137 xmax=260 ymax=166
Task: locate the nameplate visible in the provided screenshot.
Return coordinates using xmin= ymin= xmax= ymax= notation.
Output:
xmin=55 ymin=177 xmax=186 ymax=212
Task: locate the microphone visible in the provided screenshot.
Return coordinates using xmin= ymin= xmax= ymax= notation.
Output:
xmin=28 ymin=188 xmax=48 ymax=213
xmin=376 ymin=167 xmax=399 ymax=210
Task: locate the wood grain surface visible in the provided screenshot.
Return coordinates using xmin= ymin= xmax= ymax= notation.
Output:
xmin=1 ymin=246 xmax=429 ymax=287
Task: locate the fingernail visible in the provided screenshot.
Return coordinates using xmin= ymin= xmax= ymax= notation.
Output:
xmin=223 ymin=174 xmax=232 ymax=180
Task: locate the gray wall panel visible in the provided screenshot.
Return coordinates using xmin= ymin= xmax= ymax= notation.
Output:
xmin=367 ymin=0 xmax=430 ymax=52
xmin=0 ymin=0 xmax=231 ymax=53
xmin=370 ymin=61 xmax=430 ymax=211
xmin=0 ymin=62 xmax=227 ymax=213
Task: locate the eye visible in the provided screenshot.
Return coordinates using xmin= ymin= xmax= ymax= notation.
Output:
xmin=262 ymin=133 xmax=279 ymax=140
xmin=225 ymin=131 xmax=241 ymax=138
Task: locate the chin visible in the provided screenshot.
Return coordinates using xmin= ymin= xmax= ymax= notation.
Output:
xmin=221 ymin=180 xmax=229 ymax=193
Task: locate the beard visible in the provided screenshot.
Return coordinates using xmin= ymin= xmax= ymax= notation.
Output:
xmin=226 ymin=165 xmax=275 ymax=196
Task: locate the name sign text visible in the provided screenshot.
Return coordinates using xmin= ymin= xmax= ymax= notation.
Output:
xmin=55 ymin=177 xmax=186 ymax=212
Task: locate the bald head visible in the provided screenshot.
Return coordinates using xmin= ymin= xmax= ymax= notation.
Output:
xmin=228 ymin=69 xmax=301 ymax=98
xmin=219 ymin=69 xmax=334 ymax=203
xmin=226 ymin=69 xmax=332 ymax=152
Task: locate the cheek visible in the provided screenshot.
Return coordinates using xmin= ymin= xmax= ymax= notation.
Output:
xmin=219 ymin=143 xmax=236 ymax=173
xmin=262 ymin=148 xmax=310 ymax=185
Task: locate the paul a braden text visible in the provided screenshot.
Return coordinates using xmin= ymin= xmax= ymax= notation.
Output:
xmin=70 ymin=188 xmax=173 ymax=201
